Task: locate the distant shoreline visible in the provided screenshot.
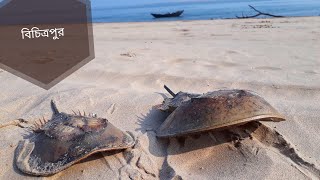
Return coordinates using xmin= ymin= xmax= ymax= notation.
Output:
xmin=92 ymin=15 xmax=318 ymax=24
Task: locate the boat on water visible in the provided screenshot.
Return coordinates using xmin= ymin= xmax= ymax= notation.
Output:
xmin=151 ymin=10 xmax=184 ymax=18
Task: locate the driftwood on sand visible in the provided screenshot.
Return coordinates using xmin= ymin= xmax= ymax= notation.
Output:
xmin=236 ymin=5 xmax=285 ymax=19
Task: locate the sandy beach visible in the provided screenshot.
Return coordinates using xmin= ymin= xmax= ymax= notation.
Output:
xmin=0 ymin=17 xmax=320 ymax=179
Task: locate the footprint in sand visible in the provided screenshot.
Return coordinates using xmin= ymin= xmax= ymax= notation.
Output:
xmin=102 ymin=137 xmax=158 ymax=180
xmin=226 ymin=50 xmax=238 ymax=54
xmin=303 ymin=70 xmax=318 ymax=75
xmin=224 ymin=49 xmax=252 ymax=58
xmin=181 ymin=33 xmax=194 ymax=37
xmin=255 ymin=66 xmax=282 ymax=71
xmin=107 ymin=103 xmax=117 ymax=114
xmin=211 ymin=34 xmax=232 ymax=37
xmin=218 ymin=61 xmax=240 ymax=67
xmin=169 ymin=58 xmax=195 ymax=64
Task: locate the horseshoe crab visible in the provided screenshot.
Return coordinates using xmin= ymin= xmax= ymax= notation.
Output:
xmin=157 ymin=85 xmax=285 ymax=137
xmin=15 ymin=101 xmax=135 ymax=176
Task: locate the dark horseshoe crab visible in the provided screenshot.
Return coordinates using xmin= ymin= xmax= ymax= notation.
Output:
xmin=157 ymin=85 xmax=285 ymax=138
xmin=15 ymin=101 xmax=135 ymax=176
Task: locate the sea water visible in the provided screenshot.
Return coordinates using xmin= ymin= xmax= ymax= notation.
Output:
xmin=92 ymin=0 xmax=320 ymax=23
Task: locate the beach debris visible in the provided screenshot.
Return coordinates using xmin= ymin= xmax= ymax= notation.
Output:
xmin=157 ymin=85 xmax=285 ymax=137
xmin=120 ymin=52 xmax=136 ymax=57
xmin=236 ymin=5 xmax=285 ymax=19
xmin=15 ymin=100 xmax=135 ymax=176
xmin=0 ymin=118 xmax=29 ymax=129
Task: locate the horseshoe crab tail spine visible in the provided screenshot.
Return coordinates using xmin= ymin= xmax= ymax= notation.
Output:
xmin=50 ymin=100 xmax=60 ymax=115
xmin=164 ymin=85 xmax=176 ymax=97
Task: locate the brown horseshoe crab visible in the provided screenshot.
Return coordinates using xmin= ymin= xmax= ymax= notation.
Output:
xmin=15 ymin=101 xmax=135 ymax=176
xmin=157 ymin=85 xmax=285 ymax=137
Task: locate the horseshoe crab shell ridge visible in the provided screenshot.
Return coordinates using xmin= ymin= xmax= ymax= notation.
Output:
xmin=157 ymin=85 xmax=285 ymax=138
xmin=15 ymin=100 xmax=135 ymax=176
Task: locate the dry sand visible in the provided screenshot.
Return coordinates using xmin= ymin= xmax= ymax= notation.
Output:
xmin=0 ymin=17 xmax=320 ymax=179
